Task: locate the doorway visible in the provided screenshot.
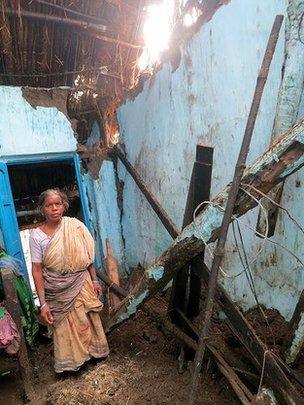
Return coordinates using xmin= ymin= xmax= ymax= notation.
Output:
xmin=0 ymin=154 xmax=92 ymax=297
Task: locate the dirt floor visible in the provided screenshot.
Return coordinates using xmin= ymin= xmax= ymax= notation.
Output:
xmin=2 ymin=295 xmax=304 ymax=405
xmin=0 ymin=301 xmax=236 ymax=405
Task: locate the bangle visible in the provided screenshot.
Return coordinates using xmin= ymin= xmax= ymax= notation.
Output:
xmin=40 ymin=302 xmax=47 ymax=310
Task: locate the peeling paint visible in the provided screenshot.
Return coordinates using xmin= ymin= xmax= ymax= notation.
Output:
xmin=178 ymin=204 xmax=225 ymax=244
xmin=117 ymin=291 xmax=148 ymax=323
xmin=147 ymin=265 xmax=164 ymax=281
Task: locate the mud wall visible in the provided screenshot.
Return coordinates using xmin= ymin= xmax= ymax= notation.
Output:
xmin=115 ymin=0 xmax=304 ymax=319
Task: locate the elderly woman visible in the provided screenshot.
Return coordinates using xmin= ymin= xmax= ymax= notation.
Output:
xmin=29 ymin=189 xmax=109 ymax=373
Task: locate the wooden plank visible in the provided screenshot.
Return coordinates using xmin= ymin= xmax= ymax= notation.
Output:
xmin=169 ymin=147 xmax=213 ymax=321
xmin=1 ymin=267 xmax=34 ymax=401
xmin=187 ymin=154 xmax=213 ymax=319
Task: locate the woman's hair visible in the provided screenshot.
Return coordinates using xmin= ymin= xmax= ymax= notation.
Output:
xmin=38 ymin=189 xmax=69 ymax=214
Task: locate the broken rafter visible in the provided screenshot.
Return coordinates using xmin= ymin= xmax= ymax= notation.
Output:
xmin=114 ymin=145 xmax=180 ymax=238
xmin=108 ymin=118 xmax=304 ymax=403
xmin=31 ymin=0 xmax=110 ymax=26
xmin=110 ymin=118 xmax=304 ymax=329
xmin=4 ymin=9 xmax=143 ymax=49
xmin=144 ymin=307 xmax=254 ymax=405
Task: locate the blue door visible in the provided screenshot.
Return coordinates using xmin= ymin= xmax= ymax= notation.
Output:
xmin=73 ymin=154 xmax=102 ymax=268
xmin=73 ymin=154 xmax=93 ymax=233
xmin=0 ymin=162 xmax=27 ymax=278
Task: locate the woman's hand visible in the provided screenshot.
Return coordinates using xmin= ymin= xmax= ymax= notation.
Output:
xmin=40 ymin=303 xmax=54 ymax=326
xmin=93 ymin=281 xmax=102 ymax=298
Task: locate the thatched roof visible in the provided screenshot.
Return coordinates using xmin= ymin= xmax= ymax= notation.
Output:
xmin=0 ymin=1 xmax=148 ymax=146
xmin=0 ymin=0 xmax=145 ymax=93
xmin=0 ymin=1 xmax=227 ymax=148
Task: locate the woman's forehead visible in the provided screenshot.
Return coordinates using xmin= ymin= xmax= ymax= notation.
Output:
xmin=44 ymin=193 xmax=62 ymax=203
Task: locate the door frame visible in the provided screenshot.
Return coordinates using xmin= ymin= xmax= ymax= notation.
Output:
xmin=0 ymin=152 xmax=94 ymax=279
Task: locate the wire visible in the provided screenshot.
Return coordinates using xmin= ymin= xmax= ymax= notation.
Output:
xmin=240 ymin=182 xmax=304 ymax=237
xmin=193 ymin=187 xmax=304 ymax=276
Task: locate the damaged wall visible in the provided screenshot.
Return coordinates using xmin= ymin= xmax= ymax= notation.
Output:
xmin=82 ymin=122 xmax=126 ymax=273
xmin=0 ymin=86 xmax=125 ymax=275
xmin=115 ymin=0 xmax=304 ymax=319
xmin=0 ymin=86 xmax=76 ymax=156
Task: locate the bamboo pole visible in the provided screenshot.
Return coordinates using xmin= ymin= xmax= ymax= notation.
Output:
xmin=188 ymin=15 xmax=284 ymax=405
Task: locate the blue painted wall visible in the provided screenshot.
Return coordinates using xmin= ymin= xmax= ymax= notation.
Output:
xmin=116 ymin=0 xmax=304 ymax=319
xmin=0 ymin=86 xmax=76 ymax=156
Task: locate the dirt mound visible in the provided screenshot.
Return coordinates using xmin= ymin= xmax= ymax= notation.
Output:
xmin=46 ymin=307 xmax=235 ymax=404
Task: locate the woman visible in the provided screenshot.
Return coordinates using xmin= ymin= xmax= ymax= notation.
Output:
xmin=29 ymin=189 xmax=109 ymax=373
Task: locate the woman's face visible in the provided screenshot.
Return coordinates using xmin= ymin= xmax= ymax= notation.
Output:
xmin=42 ymin=194 xmax=65 ymax=223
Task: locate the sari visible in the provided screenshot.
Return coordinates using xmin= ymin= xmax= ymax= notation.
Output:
xmin=42 ymin=217 xmax=109 ymax=373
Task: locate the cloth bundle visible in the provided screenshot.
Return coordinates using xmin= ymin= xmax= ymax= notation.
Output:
xmin=0 ymin=307 xmax=20 ymax=354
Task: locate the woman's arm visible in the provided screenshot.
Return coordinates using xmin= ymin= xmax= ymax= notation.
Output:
xmin=87 ymin=264 xmax=102 ymax=297
xmin=32 ymin=262 xmax=53 ymax=325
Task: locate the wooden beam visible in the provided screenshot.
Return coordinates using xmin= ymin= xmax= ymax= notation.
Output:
xmin=4 ymin=8 xmax=109 ymax=32
xmin=144 ymin=306 xmax=254 ymax=405
xmin=100 ymin=267 xmax=253 ymax=402
xmin=110 ymin=118 xmax=304 ymax=331
xmin=108 ymin=119 xmax=304 ymax=404
xmin=31 ymin=0 xmax=110 ymax=26
xmin=114 ymin=145 xmax=180 ymax=239
xmin=193 ymin=259 xmax=301 ymax=404
xmin=1 ymin=267 xmax=34 ymax=401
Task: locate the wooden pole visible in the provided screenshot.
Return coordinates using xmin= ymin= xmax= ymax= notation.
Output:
xmin=114 ymin=145 xmax=180 ymax=239
xmin=188 ymin=15 xmax=284 ymax=405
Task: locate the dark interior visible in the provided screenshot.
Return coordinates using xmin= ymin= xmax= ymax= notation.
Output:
xmin=8 ymin=160 xmax=82 ymax=229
